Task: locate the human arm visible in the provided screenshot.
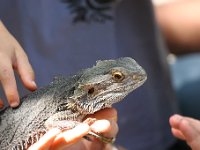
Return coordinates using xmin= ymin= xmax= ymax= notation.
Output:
xmin=0 ymin=21 xmax=37 ymax=107
xmin=29 ymin=108 xmax=123 ymax=150
xmin=154 ymin=0 xmax=200 ymax=54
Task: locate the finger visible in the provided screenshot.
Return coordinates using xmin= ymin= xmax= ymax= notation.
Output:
xmin=169 ymin=114 xmax=184 ymax=129
xmin=85 ymin=108 xmax=118 ymax=138
xmin=15 ymin=48 xmax=37 ymax=91
xmin=181 ymin=116 xmax=200 ymax=126
xmin=178 ymin=118 xmax=200 ymax=143
xmin=90 ymin=119 xmax=118 ymax=138
xmin=86 ymin=108 xmax=118 ymax=121
xmin=50 ymin=123 xmax=90 ymax=150
xmin=0 ymin=99 xmax=4 ymax=109
xmin=170 ymin=114 xmax=200 ymax=142
xmin=28 ymin=128 xmax=61 ymax=150
xmin=0 ymin=59 xmax=19 ymax=107
xmin=171 ymin=128 xmax=186 ymax=140
xmin=170 ymin=114 xmax=196 ymax=130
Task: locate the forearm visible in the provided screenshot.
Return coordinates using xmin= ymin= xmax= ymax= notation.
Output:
xmin=154 ymin=0 xmax=200 ymax=54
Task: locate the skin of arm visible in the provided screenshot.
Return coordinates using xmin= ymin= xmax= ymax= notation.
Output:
xmin=154 ymin=0 xmax=200 ymax=54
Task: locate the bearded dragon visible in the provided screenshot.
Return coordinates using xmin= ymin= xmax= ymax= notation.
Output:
xmin=0 ymin=57 xmax=147 ymax=150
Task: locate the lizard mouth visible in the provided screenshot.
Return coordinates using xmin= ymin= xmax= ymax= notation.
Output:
xmin=97 ymin=73 xmax=147 ymax=100
xmin=76 ymin=71 xmax=147 ymax=114
xmin=81 ymin=76 xmax=147 ymax=114
xmin=99 ymin=73 xmax=147 ymax=107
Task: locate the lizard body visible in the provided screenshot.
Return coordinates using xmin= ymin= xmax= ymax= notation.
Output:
xmin=0 ymin=57 xmax=147 ymax=150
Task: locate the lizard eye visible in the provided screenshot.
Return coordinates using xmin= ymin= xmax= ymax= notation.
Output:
xmin=112 ymin=71 xmax=124 ymax=81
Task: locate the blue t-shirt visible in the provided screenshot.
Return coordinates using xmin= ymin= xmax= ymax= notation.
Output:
xmin=0 ymin=0 xmax=178 ymax=149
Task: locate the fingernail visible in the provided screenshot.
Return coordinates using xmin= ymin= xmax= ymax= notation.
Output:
xmin=29 ymin=81 xmax=37 ymax=91
xmin=173 ymin=114 xmax=182 ymax=120
xmin=9 ymin=97 xmax=19 ymax=108
xmin=31 ymin=81 xmax=37 ymax=88
xmin=10 ymin=101 xmax=19 ymax=108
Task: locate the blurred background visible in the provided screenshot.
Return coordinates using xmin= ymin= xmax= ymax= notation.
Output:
xmin=153 ymin=0 xmax=200 ymax=120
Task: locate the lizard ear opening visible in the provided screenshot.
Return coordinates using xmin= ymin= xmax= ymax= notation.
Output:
xmin=88 ymin=87 xmax=95 ymax=95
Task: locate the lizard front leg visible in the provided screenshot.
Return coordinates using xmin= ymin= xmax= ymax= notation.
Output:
xmin=44 ymin=111 xmax=115 ymax=145
xmin=44 ymin=111 xmax=84 ymax=131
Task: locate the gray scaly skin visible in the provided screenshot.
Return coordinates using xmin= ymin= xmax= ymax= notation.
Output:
xmin=0 ymin=57 xmax=147 ymax=150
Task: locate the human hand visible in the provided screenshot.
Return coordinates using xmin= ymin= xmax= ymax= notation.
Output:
xmin=0 ymin=21 xmax=37 ymax=108
xmin=29 ymin=108 xmax=118 ymax=150
xmin=169 ymin=114 xmax=200 ymax=150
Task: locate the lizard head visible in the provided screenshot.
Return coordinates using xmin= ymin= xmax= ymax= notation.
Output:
xmin=70 ymin=57 xmax=147 ymax=114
